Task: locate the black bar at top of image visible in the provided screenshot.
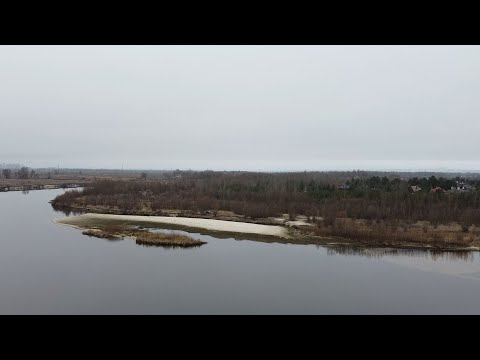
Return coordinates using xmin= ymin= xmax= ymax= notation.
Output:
xmin=1 ymin=13 xmax=480 ymax=45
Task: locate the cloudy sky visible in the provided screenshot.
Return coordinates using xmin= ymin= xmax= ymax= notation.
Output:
xmin=1 ymin=45 xmax=479 ymax=171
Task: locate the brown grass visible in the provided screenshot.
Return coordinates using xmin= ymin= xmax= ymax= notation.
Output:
xmin=134 ymin=231 xmax=206 ymax=248
xmin=82 ymin=229 xmax=123 ymax=240
xmin=310 ymin=218 xmax=480 ymax=248
xmin=80 ymin=223 xmax=206 ymax=248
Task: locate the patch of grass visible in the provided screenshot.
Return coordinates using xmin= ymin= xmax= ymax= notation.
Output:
xmin=82 ymin=229 xmax=123 ymax=240
xmin=135 ymin=231 xmax=206 ymax=248
xmin=74 ymin=221 xmax=206 ymax=248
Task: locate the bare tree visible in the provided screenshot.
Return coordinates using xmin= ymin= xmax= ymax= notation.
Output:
xmin=2 ymin=169 xmax=12 ymax=179
xmin=18 ymin=167 xmax=30 ymax=179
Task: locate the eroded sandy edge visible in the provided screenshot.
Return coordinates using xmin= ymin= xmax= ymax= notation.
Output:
xmin=55 ymin=213 xmax=289 ymax=238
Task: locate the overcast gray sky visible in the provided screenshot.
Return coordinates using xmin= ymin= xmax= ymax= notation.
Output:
xmin=1 ymin=45 xmax=479 ymax=171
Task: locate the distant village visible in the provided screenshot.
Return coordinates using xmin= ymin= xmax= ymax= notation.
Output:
xmin=409 ymin=181 xmax=477 ymax=194
xmin=333 ymin=176 xmax=479 ymax=195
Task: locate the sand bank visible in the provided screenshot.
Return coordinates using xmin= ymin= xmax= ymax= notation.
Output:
xmin=56 ymin=213 xmax=289 ymax=238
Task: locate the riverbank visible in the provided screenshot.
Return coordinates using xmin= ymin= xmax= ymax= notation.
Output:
xmin=0 ymin=180 xmax=84 ymax=192
xmin=56 ymin=213 xmax=290 ymax=239
xmin=54 ymin=213 xmax=480 ymax=251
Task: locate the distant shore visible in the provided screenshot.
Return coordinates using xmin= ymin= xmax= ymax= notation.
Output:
xmin=0 ymin=180 xmax=84 ymax=192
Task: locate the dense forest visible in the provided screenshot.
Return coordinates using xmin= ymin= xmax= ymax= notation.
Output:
xmin=52 ymin=171 xmax=480 ymax=227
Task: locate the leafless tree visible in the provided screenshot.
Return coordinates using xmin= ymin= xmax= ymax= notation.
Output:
xmin=18 ymin=167 xmax=30 ymax=179
xmin=2 ymin=169 xmax=12 ymax=179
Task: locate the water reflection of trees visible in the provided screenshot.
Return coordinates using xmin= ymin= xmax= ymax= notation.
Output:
xmin=326 ymin=246 xmax=475 ymax=262
xmin=51 ymin=207 xmax=83 ymax=217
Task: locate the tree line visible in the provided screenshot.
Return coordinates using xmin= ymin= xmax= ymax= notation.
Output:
xmin=1 ymin=167 xmax=38 ymax=179
xmin=51 ymin=171 xmax=480 ymax=227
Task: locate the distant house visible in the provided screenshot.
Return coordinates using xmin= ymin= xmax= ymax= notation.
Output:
xmin=337 ymin=184 xmax=350 ymax=190
xmin=410 ymin=185 xmax=422 ymax=193
xmin=450 ymin=181 xmax=477 ymax=192
xmin=430 ymin=187 xmax=446 ymax=194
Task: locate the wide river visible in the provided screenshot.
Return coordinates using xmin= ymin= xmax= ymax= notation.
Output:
xmin=1 ymin=189 xmax=480 ymax=314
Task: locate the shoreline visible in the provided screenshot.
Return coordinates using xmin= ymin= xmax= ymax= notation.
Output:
xmin=54 ymin=213 xmax=480 ymax=251
xmin=55 ymin=213 xmax=291 ymax=240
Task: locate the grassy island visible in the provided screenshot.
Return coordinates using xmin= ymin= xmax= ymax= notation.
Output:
xmin=70 ymin=223 xmax=205 ymax=248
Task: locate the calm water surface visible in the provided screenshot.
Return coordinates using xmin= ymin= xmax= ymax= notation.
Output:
xmin=1 ymin=189 xmax=480 ymax=314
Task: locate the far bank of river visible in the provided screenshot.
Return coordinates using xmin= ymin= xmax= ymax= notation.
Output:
xmin=0 ymin=183 xmax=82 ymax=192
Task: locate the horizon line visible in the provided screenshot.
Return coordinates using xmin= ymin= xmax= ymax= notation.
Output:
xmin=7 ymin=167 xmax=480 ymax=174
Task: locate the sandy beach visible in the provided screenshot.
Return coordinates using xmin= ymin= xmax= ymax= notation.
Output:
xmin=57 ymin=213 xmax=289 ymax=238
